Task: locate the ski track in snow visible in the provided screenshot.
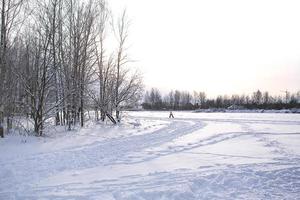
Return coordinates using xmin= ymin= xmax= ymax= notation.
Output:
xmin=0 ymin=112 xmax=300 ymax=199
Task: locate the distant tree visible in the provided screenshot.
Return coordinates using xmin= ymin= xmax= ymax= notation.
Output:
xmin=263 ymin=91 xmax=270 ymax=106
xmin=148 ymin=88 xmax=162 ymax=109
xmin=193 ymin=91 xmax=199 ymax=107
xmin=216 ymin=95 xmax=223 ymax=108
xmin=144 ymin=91 xmax=150 ymax=104
xmin=231 ymin=94 xmax=240 ymax=105
xmin=252 ymin=90 xmax=262 ymax=105
xmin=180 ymin=91 xmax=193 ymax=109
xmin=174 ymin=90 xmax=181 ymax=110
xmin=289 ymin=94 xmax=298 ymax=108
xmin=198 ymin=92 xmax=206 ymax=108
xmin=281 ymin=90 xmax=290 ymax=104
xmin=169 ymin=90 xmax=174 ymax=109
xmin=142 ymin=89 xmax=300 ymax=111
xmin=239 ymin=95 xmax=246 ymax=105
xmin=245 ymin=95 xmax=251 ymax=106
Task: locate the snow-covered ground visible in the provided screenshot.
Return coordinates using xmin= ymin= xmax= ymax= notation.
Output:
xmin=0 ymin=112 xmax=300 ymax=199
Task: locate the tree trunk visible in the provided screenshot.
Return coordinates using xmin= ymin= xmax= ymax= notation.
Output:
xmin=80 ymin=97 xmax=84 ymax=127
xmin=100 ymin=109 xmax=105 ymax=121
xmin=0 ymin=0 xmax=7 ymax=128
xmin=0 ymin=124 xmax=3 ymax=138
xmin=116 ymin=108 xmax=120 ymax=122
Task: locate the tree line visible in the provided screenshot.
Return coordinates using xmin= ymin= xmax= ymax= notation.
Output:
xmin=142 ymin=88 xmax=300 ymax=110
xmin=0 ymin=0 xmax=143 ymax=136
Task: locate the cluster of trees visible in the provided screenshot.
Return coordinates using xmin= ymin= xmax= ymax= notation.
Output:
xmin=142 ymin=88 xmax=300 ymax=110
xmin=143 ymin=88 xmax=195 ymax=110
xmin=0 ymin=0 xmax=143 ymax=136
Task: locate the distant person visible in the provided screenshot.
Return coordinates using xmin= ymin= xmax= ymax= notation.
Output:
xmin=169 ymin=111 xmax=174 ymax=118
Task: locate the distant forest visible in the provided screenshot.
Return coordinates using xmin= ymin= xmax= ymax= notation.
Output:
xmin=142 ymin=88 xmax=300 ymax=110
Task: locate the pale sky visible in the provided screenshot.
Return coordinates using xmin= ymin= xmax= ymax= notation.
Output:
xmin=109 ymin=0 xmax=300 ymax=97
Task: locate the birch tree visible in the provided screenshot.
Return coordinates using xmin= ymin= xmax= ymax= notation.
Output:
xmin=114 ymin=10 xmax=129 ymax=122
xmin=0 ymin=0 xmax=25 ymax=132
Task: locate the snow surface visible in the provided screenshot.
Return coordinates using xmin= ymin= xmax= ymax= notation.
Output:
xmin=0 ymin=112 xmax=300 ymax=199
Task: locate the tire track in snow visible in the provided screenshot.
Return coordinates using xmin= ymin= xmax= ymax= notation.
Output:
xmin=1 ymin=113 xmax=300 ymax=199
xmin=29 ymin=163 xmax=300 ymax=200
xmin=0 ymin=119 xmax=206 ymax=197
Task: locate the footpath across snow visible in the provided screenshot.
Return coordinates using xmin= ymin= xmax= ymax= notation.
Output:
xmin=0 ymin=112 xmax=299 ymax=199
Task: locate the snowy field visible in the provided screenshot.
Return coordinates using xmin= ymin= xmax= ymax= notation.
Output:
xmin=0 ymin=111 xmax=300 ymax=199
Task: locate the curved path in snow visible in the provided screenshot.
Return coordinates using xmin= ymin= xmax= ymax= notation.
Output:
xmin=0 ymin=112 xmax=299 ymax=199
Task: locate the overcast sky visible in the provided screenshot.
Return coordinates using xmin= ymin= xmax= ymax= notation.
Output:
xmin=109 ymin=0 xmax=300 ymax=97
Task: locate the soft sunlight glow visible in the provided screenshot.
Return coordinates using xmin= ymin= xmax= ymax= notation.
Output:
xmin=109 ymin=0 xmax=300 ymax=97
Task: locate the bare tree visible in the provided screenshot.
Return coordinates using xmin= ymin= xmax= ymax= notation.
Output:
xmin=0 ymin=0 xmax=144 ymax=135
xmin=94 ymin=0 xmax=110 ymax=121
xmin=252 ymin=90 xmax=262 ymax=105
xmin=114 ymin=9 xmax=129 ymax=122
xmin=198 ymin=92 xmax=206 ymax=108
xmin=0 ymin=0 xmax=25 ymax=133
